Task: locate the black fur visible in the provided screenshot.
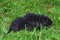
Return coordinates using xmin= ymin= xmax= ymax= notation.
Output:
xmin=7 ymin=13 xmax=52 ymax=33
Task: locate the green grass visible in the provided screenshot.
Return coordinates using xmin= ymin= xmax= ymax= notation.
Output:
xmin=0 ymin=0 xmax=60 ymax=40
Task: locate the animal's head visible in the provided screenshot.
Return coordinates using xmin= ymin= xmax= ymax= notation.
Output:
xmin=38 ymin=15 xmax=52 ymax=27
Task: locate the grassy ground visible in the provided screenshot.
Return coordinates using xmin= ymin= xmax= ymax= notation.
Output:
xmin=0 ymin=0 xmax=60 ymax=40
